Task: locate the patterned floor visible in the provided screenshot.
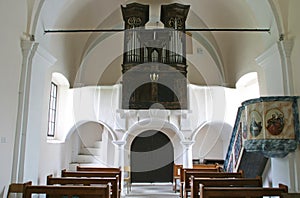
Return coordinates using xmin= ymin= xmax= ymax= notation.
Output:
xmin=122 ymin=183 xmax=180 ymax=198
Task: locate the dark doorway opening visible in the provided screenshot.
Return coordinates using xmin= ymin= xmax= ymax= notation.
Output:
xmin=130 ymin=130 xmax=174 ymax=183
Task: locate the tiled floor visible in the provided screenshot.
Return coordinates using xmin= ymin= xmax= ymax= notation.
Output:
xmin=123 ymin=183 xmax=180 ymax=198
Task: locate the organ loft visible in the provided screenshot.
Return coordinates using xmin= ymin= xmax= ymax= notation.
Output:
xmin=121 ymin=3 xmax=190 ymax=110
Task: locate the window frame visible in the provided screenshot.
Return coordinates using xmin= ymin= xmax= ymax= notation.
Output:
xmin=47 ymin=82 xmax=58 ymax=137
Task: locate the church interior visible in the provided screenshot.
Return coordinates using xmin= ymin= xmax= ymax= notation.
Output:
xmin=1 ymin=0 xmax=300 ymax=197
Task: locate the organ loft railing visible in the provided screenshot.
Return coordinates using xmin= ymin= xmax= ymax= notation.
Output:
xmin=121 ymin=3 xmax=189 ymax=110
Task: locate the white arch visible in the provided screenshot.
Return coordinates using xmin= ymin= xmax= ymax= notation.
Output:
xmin=122 ymin=118 xmax=184 ymax=143
xmin=191 ymin=121 xmax=233 ymax=160
xmin=65 ymin=120 xmax=117 ymax=142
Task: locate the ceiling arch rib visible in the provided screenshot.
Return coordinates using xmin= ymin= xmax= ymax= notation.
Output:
xmin=77 ymin=1 xmax=226 ymax=86
xmin=35 ymin=0 xmax=280 ymax=87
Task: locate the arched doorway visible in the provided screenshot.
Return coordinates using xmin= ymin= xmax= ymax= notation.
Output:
xmin=130 ymin=130 xmax=174 ymax=183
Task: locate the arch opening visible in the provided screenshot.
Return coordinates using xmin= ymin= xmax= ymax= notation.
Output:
xmin=130 ymin=130 xmax=174 ymax=183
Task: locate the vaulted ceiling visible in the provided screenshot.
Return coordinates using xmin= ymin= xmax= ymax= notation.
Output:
xmin=34 ymin=0 xmax=282 ymax=88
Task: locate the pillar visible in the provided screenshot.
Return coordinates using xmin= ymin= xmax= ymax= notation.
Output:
xmin=181 ymin=140 xmax=194 ymax=168
xmin=11 ymin=39 xmax=38 ymax=183
xmin=113 ymin=140 xmax=126 ymax=195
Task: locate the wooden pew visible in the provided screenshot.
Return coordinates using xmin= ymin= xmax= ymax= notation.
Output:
xmin=75 ymin=167 xmax=122 ymax=189
xmin=174 ymin=163 xmax=221 ymax=193
xmin=282 ymin=193 xmax=300 ymax=197
xmin=7 ymin=181 xmax=32 ymax=198
xmin=173 ymin=164 xmax=183 ymax=192
xmin=192 ymin=164 xmax=221 ymax=170
xmin=76 ymin=166 xmax=130 ymax=194
xmin=61 ymin=169 xmax=121 ymax=184
xmin=190 ymin=176 xmax=262 ymax=198
xmin=61 ymin=169 xmax=121 ymax=198
xmin=200 ymin=183 xmax=288 ymax=198
xmin=23 ymin=184 xmax=111 ymax=198
xmin=47 ymin=174 xmax=119 ymax=198
xmin=181 ymin=170 xmax=244 ymax=198
xmin=180 ymin=168 xmax=225 ymax=198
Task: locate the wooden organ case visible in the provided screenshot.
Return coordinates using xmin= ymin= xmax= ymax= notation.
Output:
xmin=121 ymin=3 xmax=190 ymax=109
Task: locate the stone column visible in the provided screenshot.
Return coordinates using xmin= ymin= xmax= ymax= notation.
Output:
xmin=181 ymin=140 xmax=194 ymax=168
xmin=112 ymin=140 xmax=126 ymax=195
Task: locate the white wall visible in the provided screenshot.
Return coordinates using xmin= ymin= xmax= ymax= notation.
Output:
xmin=0 ymin=1 xmax=27 ymax=195
xmin=96 ymin=85 xmax=240 ymax=164
xmin=289 ymin=0 xmax=300 ymax=96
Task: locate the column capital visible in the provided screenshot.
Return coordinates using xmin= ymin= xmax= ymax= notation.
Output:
xmin=180 ymin=140 xmax=195 ymax=147
xmin=279 ymin=39 xmax=294 ymax=58
xmin=20 ymin=39 xmax=36 ymax=56
xmin=112 ymin=140 xmax=126 ymax=146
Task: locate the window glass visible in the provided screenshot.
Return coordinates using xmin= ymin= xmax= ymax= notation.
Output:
xmin=47 ymin=82 xmax=58 ymax=137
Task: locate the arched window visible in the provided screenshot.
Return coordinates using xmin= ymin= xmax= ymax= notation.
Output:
xmin=47 ymin=72 xmax=69 ymax=140
xmin=236 ymin=72 xmax=260 ymax=101
xmin=47 ymin=82 xmax=58 ymax=137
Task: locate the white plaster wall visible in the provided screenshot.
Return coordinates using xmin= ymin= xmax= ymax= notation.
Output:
xmin=289 ymin=0 xmax=300 ymax=96
xmin=77 ymin=122 xmax=102 ymax=148
xmin=193 ymin=126 xmax=224 ymax=160
xmin=36 ymin=80 xmax=243 ymax=178
xmin=98 ymin=86 xmax=119 ymax=131
xmin=23 ymin=45 xmax=54 ymax=184
xmin=0 ymin=1 xmax=26 ymax=195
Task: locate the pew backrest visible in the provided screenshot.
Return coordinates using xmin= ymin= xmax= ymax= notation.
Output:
xmin=23 ymin=184 xmax=111 ymax=198
xmin=173 ymin=164 xmax=183 ymax=179
xmin=181 ymin=170 xmax=244 ymax=198
xmin=190 ymin=176 xmax=262 ymax=198
xmin=7 ymin=181 xmax=32 ymax=198
xmin=183 ymin=170 xmax=243 ymax=189
xmin=192 ymin=164 xmax=221 ymax=170
xmin=180 ymin=168 xmax=221 ymax=183
xmin=61 ymin=169 xmax=121 ymax=185
xmin=47 ymin=174 xmax=119 ymax=198
xmin=200 ymin=184 xmax=288 ymax=198
xmin=61 ymin=169 xmax=121 ymax=197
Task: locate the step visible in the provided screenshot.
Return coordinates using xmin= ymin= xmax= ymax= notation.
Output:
xmin=125 ymin=183 xmax=178 ymax=198
xmin=93 ymin=141 xmax=102 ymax=148
xmin=80 ymin=147 xmax=101 ymax=156
xmin=69 ymin=162 xmax=107 ymax=171
xmin=74 ymin=154 xmax=102 ymax=164
xmin=73 ymin=155 xmax=108 ymax=165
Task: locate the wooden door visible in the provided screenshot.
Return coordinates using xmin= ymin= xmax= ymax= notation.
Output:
xmin=131 ymin=130 xmax=174 ymax=183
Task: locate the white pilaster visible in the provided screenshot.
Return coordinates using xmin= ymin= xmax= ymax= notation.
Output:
xmin=11 ymin=39 xmax=37 ymax=183
xmin=12 ymin=40 xmax=57 ymax=184
xmin=256 ymin=40 xmax=294 ymax=96
xmin=256 ymin=40 xmax=299 ymax=191
xmin=271 ymin=152 xmax=297 ymax=192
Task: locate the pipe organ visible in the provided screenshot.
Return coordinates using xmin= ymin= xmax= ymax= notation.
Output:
xmin=121 ymin=3 xmax=190 ymax=109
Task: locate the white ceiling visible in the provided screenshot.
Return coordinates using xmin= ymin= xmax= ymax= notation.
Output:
xmin=35 ymin=0 xmax=281 ymax=87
